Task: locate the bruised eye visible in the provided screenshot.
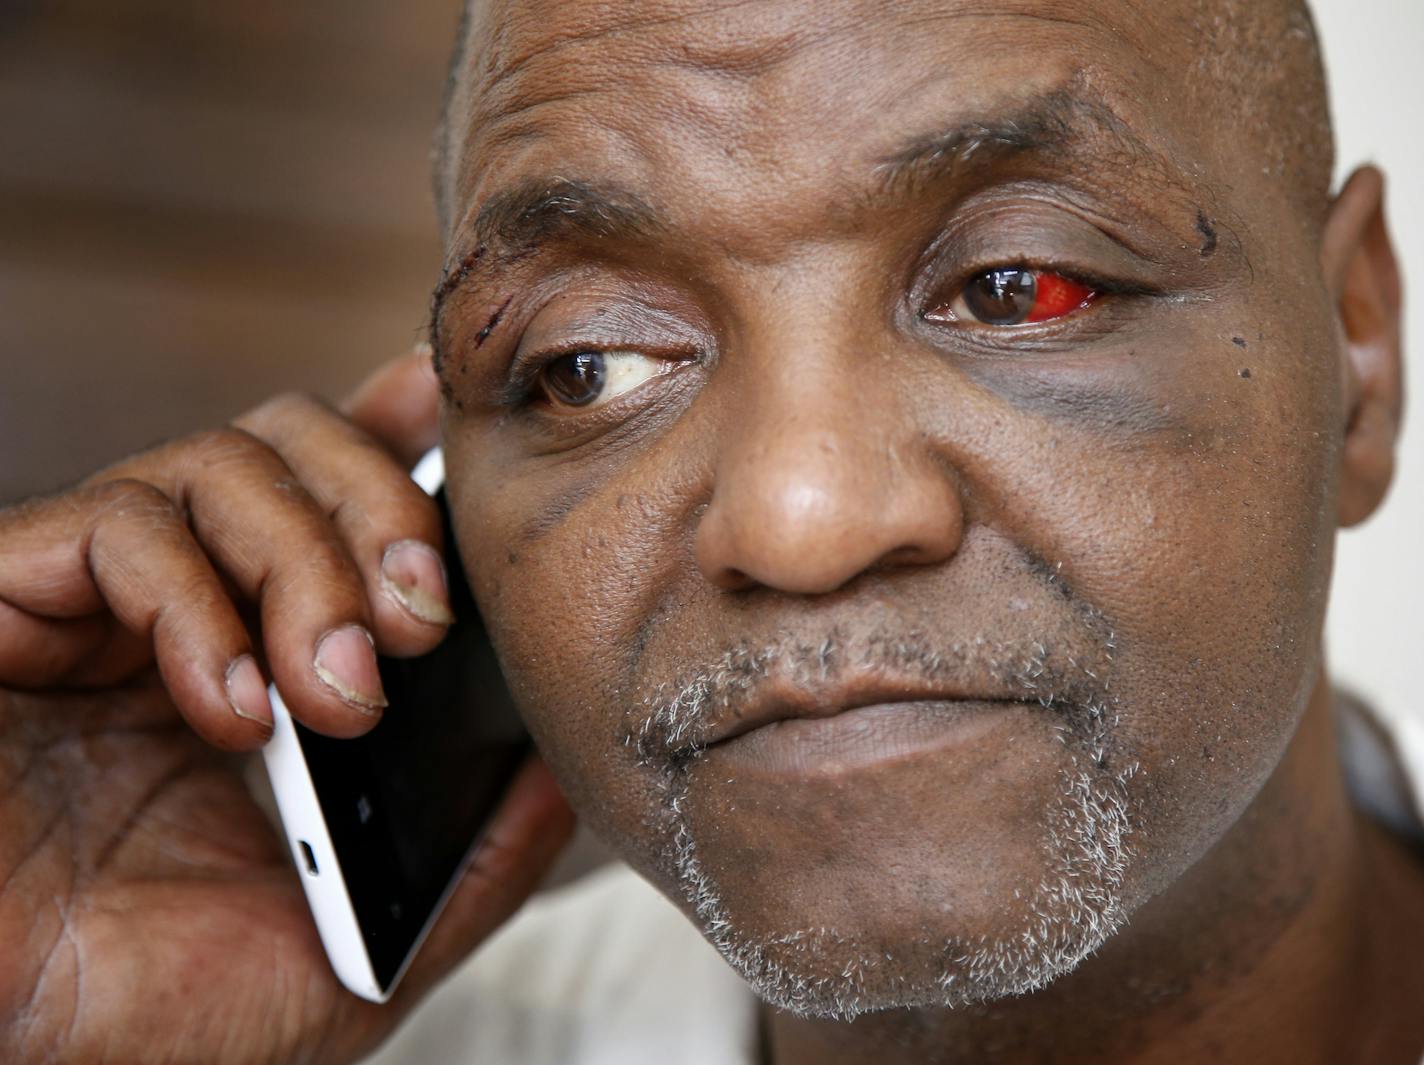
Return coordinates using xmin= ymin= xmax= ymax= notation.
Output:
xmin=538 ymin=349 xmax=670 ymax=410
xmin=925 ymin=268 xmax=1098 ymax=327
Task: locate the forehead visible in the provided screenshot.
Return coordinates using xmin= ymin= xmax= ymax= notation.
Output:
xmin=444 ymin=0 xmax=1215 ymax=250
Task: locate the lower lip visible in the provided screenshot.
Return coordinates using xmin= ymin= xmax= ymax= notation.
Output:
xmin=700 ymin=699 xmax=1036 ymax=776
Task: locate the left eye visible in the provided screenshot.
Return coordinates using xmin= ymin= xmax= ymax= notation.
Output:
xmin=925 ymin=267 xmax=1098 ymax=327
xmin=538 ymin=349 xmax=671 ymax=410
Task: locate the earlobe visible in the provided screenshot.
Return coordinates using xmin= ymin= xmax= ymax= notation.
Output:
xmin=1320 ymin=166 xmax=1405 ymax=528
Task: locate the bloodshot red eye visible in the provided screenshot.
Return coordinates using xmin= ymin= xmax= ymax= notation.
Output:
xmin=927 ymin=268 xmax=1099 ymax=327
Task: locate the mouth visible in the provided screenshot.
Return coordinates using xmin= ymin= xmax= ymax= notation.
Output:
xmin=702 ymin=696 xmax=1042 ymax=775
xmin=650 ymin=672 xmax=1051 ymax=767
xmin=706 ymin=684 xmax=1037 ymax=747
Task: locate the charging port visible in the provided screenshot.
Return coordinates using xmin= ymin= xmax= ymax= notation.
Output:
xmin=298 ymin=840 xmax=319 ymax=876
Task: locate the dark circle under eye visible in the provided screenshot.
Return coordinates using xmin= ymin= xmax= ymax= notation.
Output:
xmin=962 ymin=268 xmax=1037 ymax=325
xmin=542 ymin=351 xmax=606 ymax=406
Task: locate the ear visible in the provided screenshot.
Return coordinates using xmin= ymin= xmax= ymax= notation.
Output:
xmin=1319 ymin=165 xmax=1405 ymax=528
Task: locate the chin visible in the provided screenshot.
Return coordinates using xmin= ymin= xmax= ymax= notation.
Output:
xmin=660 ymin=735 xmax=1141 ymax=1021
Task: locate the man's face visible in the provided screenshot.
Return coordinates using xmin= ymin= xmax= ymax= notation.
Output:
xmin=434 ymin=0 xmax=1342 ymax=1016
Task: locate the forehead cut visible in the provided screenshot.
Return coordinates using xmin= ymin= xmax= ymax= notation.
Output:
xmin=437 ymin=0 xmax=1330 ymax=246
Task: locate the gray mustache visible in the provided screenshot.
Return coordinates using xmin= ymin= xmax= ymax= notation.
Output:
xmin=627 ymin=629 xmax=1117 ymax=767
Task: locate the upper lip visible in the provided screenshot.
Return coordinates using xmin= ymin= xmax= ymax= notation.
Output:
xmin=692 ymin=674 xmax=1036 ymax=751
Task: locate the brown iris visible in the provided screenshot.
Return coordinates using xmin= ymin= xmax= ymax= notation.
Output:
xmin=960 ymin=268 xmax=1039 ymax=325
xmin=542 ymin=351 xmax=606 ymax=406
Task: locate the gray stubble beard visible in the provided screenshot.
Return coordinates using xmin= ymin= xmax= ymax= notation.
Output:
xmin=637 ymin=637 xmax=1142 ymax=1021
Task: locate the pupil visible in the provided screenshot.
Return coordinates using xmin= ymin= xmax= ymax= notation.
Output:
xmin=964 ymin=268 xmax=1036 ymax=325
xmin=544 ymin=351 xmax=606 ymax=406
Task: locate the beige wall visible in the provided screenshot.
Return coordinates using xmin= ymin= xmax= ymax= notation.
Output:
xmin=1314 ymin=0 xmax=1424 ymax=731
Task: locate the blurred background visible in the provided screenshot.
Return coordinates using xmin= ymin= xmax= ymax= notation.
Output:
xmin=0 ymin=2 xmax=1420 ymax=738
xmin=0 ymin=0 xmax=460 ymax=496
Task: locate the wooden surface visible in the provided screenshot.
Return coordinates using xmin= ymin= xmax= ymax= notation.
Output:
xmin=0 ymin=0 xmax=462 ymax=501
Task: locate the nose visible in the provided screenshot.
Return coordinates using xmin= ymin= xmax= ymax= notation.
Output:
xmin=694 ymin=364 xmax=964 ymax=595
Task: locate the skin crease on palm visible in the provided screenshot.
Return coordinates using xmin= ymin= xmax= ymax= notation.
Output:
xmin=430 ymin=0 xmax=1421 ymax=1062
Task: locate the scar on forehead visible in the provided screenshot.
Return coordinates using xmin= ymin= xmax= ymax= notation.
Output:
xmin=1195 ymin=211 xmax=1218 ymax=258
xmin=477 ymin=297 xmax=513 ymax=347
xmin=431 ymin=244 xmax=485 ymax=316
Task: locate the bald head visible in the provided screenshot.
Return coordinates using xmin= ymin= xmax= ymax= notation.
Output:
xmin=1176 ymin=0 xmax=1334 ymax=212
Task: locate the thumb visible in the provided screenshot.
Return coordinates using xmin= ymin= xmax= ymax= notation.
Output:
xmin=342 ymin=345 xmax=442 ymax=468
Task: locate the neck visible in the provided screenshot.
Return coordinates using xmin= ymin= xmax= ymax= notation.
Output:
xmin=765 ymin=677 xmax=1424 ymax=1065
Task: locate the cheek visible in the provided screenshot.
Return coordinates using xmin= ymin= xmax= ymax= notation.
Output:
xmin=977 ymin=319 xmax=1341 ymax=884
xmin=442 ymin=420 xmax=706 ymax=852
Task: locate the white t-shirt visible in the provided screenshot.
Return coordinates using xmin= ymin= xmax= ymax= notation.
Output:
xmin=363 ymin=701 xmax=1424 ymax=1065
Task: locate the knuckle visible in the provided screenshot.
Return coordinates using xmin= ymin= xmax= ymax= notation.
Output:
xmin=185 ymin=425 xmax=274 ymax=468
xmin=272 ymin=535 xmax=363 ymax=594
xmin=88 ymin=478 xmax=178 ymax=523
xmin=302 ymin=528 xmax=354 ymax=570
xmin=328 ymin=495 xmax=375 ymax=539
xmin=150 ymin=575 xmax=235 ymax=651
xmin=172 ymin=567 xmax=229 ymax=616
xmin=333 ymin=488 xmax=442 ymax=558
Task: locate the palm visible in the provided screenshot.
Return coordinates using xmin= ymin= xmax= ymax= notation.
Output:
xmin=0 ymin=677 xmax=390 ymax=1065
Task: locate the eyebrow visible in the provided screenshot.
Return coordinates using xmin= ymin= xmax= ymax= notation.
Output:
xmin=873 ymin=88 xmax=1190 ymax=203
xmin=429 ymin=88 xmax=1197 ymax=343
xmin=430 ymin=178 xmax=661 ymax=341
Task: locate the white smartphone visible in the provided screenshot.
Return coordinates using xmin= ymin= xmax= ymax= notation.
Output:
xmin=262 ymin=449 xmax=530 ymax=1003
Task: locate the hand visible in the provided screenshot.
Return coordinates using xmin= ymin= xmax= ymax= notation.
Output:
xmin=0 ymin=350 xmax=575 ymax=1065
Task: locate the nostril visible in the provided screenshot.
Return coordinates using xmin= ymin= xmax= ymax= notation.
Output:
xmin=879 ymin=542 xmax=944 ymax=569
xmin=714 ymin=565 xmax=757 ymax=591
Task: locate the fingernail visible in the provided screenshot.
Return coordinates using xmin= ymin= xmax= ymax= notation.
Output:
xmin=313 ymin=625 xmax=388 ymax=714
xmin=225 ymin=655 xmax=273 ymax=730
xmin=380 ymin=540 xmax=455 ymax=626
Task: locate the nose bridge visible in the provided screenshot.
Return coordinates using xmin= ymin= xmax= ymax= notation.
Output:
xmin=694 ymin=288 xmax=963 ymax=595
